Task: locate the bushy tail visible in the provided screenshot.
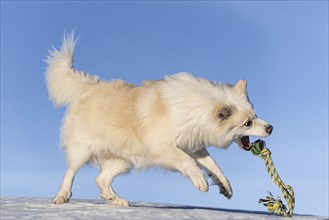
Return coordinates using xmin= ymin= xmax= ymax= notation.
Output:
xmin=45 ymin=32 xmax=99 ymax=107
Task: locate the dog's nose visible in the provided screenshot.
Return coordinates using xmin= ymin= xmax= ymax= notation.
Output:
xmin=265 ymin=125 xmax=273 ymax=134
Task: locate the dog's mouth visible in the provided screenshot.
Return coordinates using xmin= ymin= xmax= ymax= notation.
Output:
xmin=240 ymin=136 xmax=252 ymax=151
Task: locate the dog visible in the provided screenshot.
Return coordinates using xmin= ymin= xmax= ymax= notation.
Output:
xmin=46 ymin=33 xmax=273 ymax=206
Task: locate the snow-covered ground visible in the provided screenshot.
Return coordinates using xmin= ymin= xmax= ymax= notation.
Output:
xmin=0 ymin=197 xmax=325 ymax=220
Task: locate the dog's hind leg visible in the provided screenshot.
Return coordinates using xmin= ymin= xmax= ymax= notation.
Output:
xmin=53 ymin=147 xmax=90 ymax=204
xmin=96 ymin=158 xmax=131 ymax=207
xmin=191 ymin=149 xmax=233 ymax=199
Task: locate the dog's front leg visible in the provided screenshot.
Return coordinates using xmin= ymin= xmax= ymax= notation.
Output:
xmin=191 ymin=149 xmax=233 ymax=199
xmin=153 ymin=146 xmax=208 ymax=192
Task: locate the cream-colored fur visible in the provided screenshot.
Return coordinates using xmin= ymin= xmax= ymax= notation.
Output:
xmin=46 ymin=33 xmax=272 ymax=206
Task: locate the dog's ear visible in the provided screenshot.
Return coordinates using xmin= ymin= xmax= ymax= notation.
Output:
xmin=217 ymin=106 xmax=232 ymax=121
xmin=234 ymin=80 xmax=247 ymax=97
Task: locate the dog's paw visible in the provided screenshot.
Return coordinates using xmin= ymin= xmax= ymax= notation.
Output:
xmin=108 ymin=197 xmax=130 ymax=207
xmin=209 ymin=175 xmax=233 ymax=199
xmin=53 ymin=196 xmax=70 ymax=204
xmin=218 ymin=180 xmax=233 ymax=199
xmin=191 ymin=172 xmax=209 ymax=192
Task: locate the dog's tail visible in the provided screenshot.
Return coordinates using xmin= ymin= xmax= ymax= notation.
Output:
xmin=45 ymin=32 xmax=99 ymax=107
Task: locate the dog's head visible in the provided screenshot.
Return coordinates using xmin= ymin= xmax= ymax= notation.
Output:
xmin=209 ymin=80 xmax=273 ymax=149
xmin=164 ymin=73 xmax=272 ymax=150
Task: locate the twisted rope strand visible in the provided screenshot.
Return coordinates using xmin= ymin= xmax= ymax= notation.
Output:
xmin=250 ymin=140 xmax=295 ymax=217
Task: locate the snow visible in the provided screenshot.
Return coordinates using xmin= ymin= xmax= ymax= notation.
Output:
xmin=0 ymin=197 xmax=325 ymax=220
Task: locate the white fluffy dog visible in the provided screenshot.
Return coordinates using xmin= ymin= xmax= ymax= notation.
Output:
xmin=46 ymin=34 xmax=273 ymax=206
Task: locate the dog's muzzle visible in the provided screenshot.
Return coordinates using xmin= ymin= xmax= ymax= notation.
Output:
xmin=239 ymin=125 xmax=273 ymax=151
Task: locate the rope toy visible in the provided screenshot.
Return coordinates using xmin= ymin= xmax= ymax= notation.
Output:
xmin=247 ymin=139 xmax=295 ymax=217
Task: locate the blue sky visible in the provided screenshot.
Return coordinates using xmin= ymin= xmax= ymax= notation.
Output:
xmin=1 ymin=1 xmax=328 ymax=216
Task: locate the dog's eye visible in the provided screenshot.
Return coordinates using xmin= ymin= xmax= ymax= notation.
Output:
xmin=244 ymin=120 xmax=253 ymax=127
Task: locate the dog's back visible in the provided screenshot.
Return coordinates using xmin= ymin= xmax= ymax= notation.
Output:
xmin=62 ymin=81 xmax=145 ymax=160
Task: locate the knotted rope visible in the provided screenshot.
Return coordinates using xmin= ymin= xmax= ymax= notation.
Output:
xmin=249 ymin=140 xmax=295 ymax=217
